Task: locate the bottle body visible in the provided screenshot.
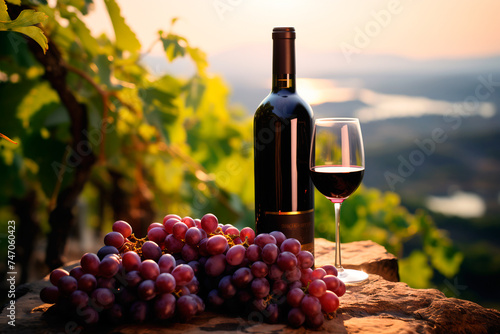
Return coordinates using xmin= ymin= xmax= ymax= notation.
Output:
xmin=254 ymin=27 xmax=315 ymax=253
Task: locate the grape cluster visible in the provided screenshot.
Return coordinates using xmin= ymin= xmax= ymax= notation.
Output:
xmin=40 ymin=213 xmax=345 ymax=329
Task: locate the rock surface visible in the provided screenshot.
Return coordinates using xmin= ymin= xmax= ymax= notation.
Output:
xmin=2 ymin=239 xmax=499 ymax=333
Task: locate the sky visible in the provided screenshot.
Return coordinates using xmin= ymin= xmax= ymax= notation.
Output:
xmin=83 ymin=0 xmax=500 ymax=59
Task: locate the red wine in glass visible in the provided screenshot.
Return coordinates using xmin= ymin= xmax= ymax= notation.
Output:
xmin=310 ymin=166 xmax=364 ymax=202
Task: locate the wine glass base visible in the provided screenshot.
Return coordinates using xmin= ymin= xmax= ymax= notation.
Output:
xmin=338 ymin=268 xmax=369 ymax=284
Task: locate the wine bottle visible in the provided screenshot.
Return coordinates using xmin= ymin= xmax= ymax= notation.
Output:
xmin=254 ymin=27 xmax=315 ymax=253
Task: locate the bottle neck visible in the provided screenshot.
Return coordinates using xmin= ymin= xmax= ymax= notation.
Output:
xmin=272 ymin=37 xmax=296 ymax=93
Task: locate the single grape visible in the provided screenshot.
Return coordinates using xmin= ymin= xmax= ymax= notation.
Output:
xmin=185 ymin=227 xmax=203 ymax=246
xmin=266 ymin=303 xmax=279 ymax=323
xmin=140 ymin=259 xmax=160 ymax=281
xmin=300 ymin=295 xmax=321 ymax=318
xmin=307 ymin=312 xmax=324 ymax=329
xmin=70 ymin=290 xmax=89 ymax=308
xmin=163 ymin=214 xmax=181 ymax=224
xmin=112 ymin=220 xmax=132 ymax=238
xmin=269 ymin=264 xmax=284 ymax=281
xmin=198 ymin=238 xmax=209 ymax=256
xmin=104 ymin=231 xmax=125 ymax=249
xmin=201 ymin=213 xmax=219 ymax=234
xmin=163 ymin=218 xmax=180 ymax=234
xmin=97 ymin=277 xmax=116 ymax=290
xmin=246 ymin=244 xmax=261 ymax=262
xmin=187 ymin=260 xmax=200 ymax=275
xmin=155 ymin=273 xmax=176 ymax=294
xmin=272 ymin=279 xmax=288 ymax=296
xmin=191 ymin=294 xmax=205 ymax=314
xmin=277 ymin=251 xmax=298 ymax=271
xmin=194 ymin=218 xmax=202 ymax=229
xmin=269 ymin=231 xmax=286 ymax=247
xmin=147 ymin=227 xmax=167 ymax=244
xmin=130 ymin=301 xmax=148 ymax=323
xmin=181 ymin=216 xmax=196 ymax=228
xmin=97 ymin=246 xmax=119 ymax=260
xmin=297 ymin=250 xmax=314 ymax=269
xmin=171 ymin=264 xmax=194 ymax=286
xmin=254 ymin=233 xmax=276 ymax=248
xmin=181 ymin=244 xmax=199 ymax=262
xmin=251 ymin=277 xmax=270 ymax=299
xmin=40 ymin=286 xmax=59 ymax=304
xmin=78 ymin=273 xmax=97 ymax=292
xmin=206 ymin=235 xmax=228 ymax=255
xmin=164 ymin=234 xmax=184 ymax=253
xmin=261 ymin=243 xmax=279 ymax=265
xmin=321 ymin=264 xmax=338 ymax=277
xmin=91 ymin=288 xmax=115 ymax=309
xmin=300 ymin=268 xmax=313 ymax=287
xmin=122 ymin=251 xmax=141 ymax=272
xmin=251 ymin=261 xmax=269 ymax=278
xmin=308 ymin=279 xmax=327 ymax=298
xmin=50 ymin=268 xmax=69 ymax=286
xmin=205 ymin=254 xmax=226 ymax=277
xmin=173 ymin=222 xmax=189 ymax=240
xmin=218 ymin=275 xmax=237 ymax=299
xmin=177 ymin=295 xmax=198 ymax=322
xmin=232 ymin=267 xmax=253 ymax=288
xmin=99 ymin=256 xmax=120 ymax=278
xmin=225 ymin=226 xmax=240 ymax=236
xmin=311 ymin=268 xmax=327 ymax=280
xmin=207 ymin=289 xmax=224 ymax=307
xmin=142 ymin=241 xmax=162 ymax=261
xmin=240 ymin=227 xmax=255 ymax=244
xmin=319 ymin=290 xmax=340 ymax=313
xmin=221 ymin=224 xmax=232 ymax=233
xmin=289 ymin=280 xmax=302 ymax=290
xmin=323 ymin=275 xmax=340 ymax=292
xmin=285 ymin=267 xmax=301 ymax=283
xmin=333 ymin=279 xmax=346 ymax=297
xmin=58 ymin=275 xmax=78 ymax=295
xmin=287 ymin=287 xmax=305 ymax=308
xmin=124 ymin=270 xmax=142 ymax=288
xmin=158 ymin=254 xmax=176 ymax=274
xmin=226 ymin=244 xmax=246 ymax=266
xmin=288 ymin=307 xmax=306 ymax=328
xmin=154 ymin=293 xmax=176 ymax=320
xmin=280 ymin=238 xmax=301 ymax=255
xmin=137 ymin=279 xmax=156 ymax=301
xmin=252 ymin=298 xmax=266 ymax=311
xmin=186 ymin=277 xmax=200 ymax=294
xmin=69 ymin=266 xmax=84 ymax=280
xmin=81 ymin=253 xmax=100 ymax=276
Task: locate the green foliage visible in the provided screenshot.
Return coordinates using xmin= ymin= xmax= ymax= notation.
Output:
xmin=0 ymin=0 xmax=461 ymax=288
xmin=0 ymin=0 xmax=48 ymax=53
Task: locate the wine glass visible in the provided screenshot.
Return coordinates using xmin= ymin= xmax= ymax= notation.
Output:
xmin=309 ymin=118 xmax=368 ymax=284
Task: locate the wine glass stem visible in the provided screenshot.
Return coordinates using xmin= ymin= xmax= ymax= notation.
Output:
xmin=334 ymin=202 xmax=344 ymax=273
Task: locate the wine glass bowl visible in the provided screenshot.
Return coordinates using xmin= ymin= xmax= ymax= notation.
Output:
xmin=309 ymin=118 xmax=368 ymax=284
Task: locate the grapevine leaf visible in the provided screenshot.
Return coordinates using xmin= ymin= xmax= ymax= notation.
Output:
xmin=160 ymin=32 xmax=186 ymax=62
xmin=103 ymin=0 xmax=140 ymax=52
xmin=5 ymin=0 xmax=20 ymax=6
xmin=0 ymin=8 xmax=48 ymax=53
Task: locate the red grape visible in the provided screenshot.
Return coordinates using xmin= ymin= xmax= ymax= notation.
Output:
xmin=272 ymin=279 xmax=288 ymax=296
xmin=163 ymin=214 xmax=181 ymax=224
xmin=207 ymin=289 xmax=224 ymax=307
xmin=206 ymin=235 xmax=228 ymax=255
xmin=81 ymin=253 xmax=100 ymax=276
xmin=205 ymin=254 xmax=226 ymax=277
xmin=226 ymin=244 xmax=246 ymax=266
xmin=251 ymin=261 xmax=268 ymax=278
xmin=185 ymin=227 xmax=202 ymax=246
xmin=300 ymin=268 xmax=313 ymax=286
xmin=218 ymin=275 xmax=236 ymax=299
xmin=269 ymin=231 xmax=286 ymax=247
xmin=58 ymin=275 xmax=78 ymax=295
xmin=319 ymin=290 xmax=339 ymax=313
xmin=172 ymin=222 xmax=189 ymax=240
xmin=277 ymin=251 xmax=297 ymax=271
xmin=308 ymin=279 xmax=327 ymax=298
xmin=323 ymin=275 xmax=340 ymax=292
xmin=69 ymin=266 xmax=84 ymax=280
xmin=164 ymin=234 xmax=184 ymax=253
xmin=201 ymin=213 xmax=218 ymax=234
xmin=333 ymin=279 xmax=346 ymax=297
xmin=240 ymin=227 xmax=255 ymax=244
xmin=99 ymin=256 xmax=120 ymax=278
xmin=307 ymin=312 xmax=324 ymax=329
xmin=97 ymin=246 xmax=119 ymax=260
xmin=70 ymin=290 xmax=89 ymax=308
xmin=154 ymin=293 xmax=176 ymax=320
xmin=147 ymin=227 xmax=167 ymax=244
xmin=122 ymin=251 xmax=141 ymax=272
xmin=130 ymin=301 xmax=148 ymax=323
xmin=50 ymin=268 xmax=69 ymax=286
xmin=140 ymin=259 xmax=160 ymax=281
xmin=280 ymin=238 xmax=301 ymax=255
xmin=142 ymin=241 xmax=162 ymax=261
xmin=163 ymin=218 xmax=180 ymax=234
xmin=177 ymin=295 xmax=198 ymax=322
xmin=311 ymin=268 xmax=327 ymax=280
xmin=300 ymin=295 xmax=321 ymax=318
xmin=181 ymin=216 xmax=196 ymax=228
xmin=261 ymin=243 xmax=279 ymax=264
xmin=231 ymin=267 xmax=253 ymax=288
xmin=40 ymin=286 xmax=59 ymax=304
xmin=288 ymin=307 xmax=306 ymax=328
xmin=246 ymin=244 xmax=261 ymax=262
xmin=321 ymin=264 xmax=338 ymax=277
xmin=224 ymin=226 xmax=240 ymax=236
xmin=251 ymin=277 xmax=270 ymax=299
xmin=254 ymin=233 xmax=276 ymax=248
xmin=171 ymin=264 xmax=194 ymax=286
xmin=125 ymin=270 xmax=142 ymax=288
xmin=287 ymin=287 xmax=305 ymax=307
xmin=266 ymin=303 xmax=279 ymax=323
xmin=285 ymin=266 xmax=301 ymax=282
xmin=138 ymin=280 xmax=156 ymax=301
xmin=147 ymin=222 xmax=164 ymax=232
xmin=158 ymin=254 xmax=176 ymax=273
xmin=112 ymin=220 xmax=132 ymax=238
xmin=78 ymin=273 xmax=97 ymax=292
xmin=181 ymin=244 xmax=199 ymax=262
xmin=297 ymin=250 xmax=314 ymax=269
xmin=156 ymin=273 xmax=176 ymax=294
xmin=269 ymin=264 xmax=284 ymax=281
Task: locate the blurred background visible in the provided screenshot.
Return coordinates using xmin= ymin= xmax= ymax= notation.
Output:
xmin=0 ymin=0 xmax=499 ymax=310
